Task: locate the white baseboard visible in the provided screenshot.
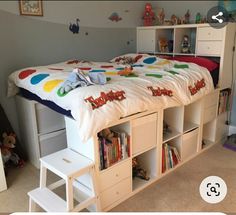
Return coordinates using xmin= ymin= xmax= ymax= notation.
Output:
xmin=229 ymin=125 xmax=236 ymax=136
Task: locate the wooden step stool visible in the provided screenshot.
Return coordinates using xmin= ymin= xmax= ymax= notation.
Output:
xmin=28 ymin=148 xmax=100 ymax=212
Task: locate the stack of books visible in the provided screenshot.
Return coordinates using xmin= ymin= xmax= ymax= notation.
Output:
xmin=99 ymin=130 xmax=130 ymax=170
xmin=162 ymin=143 xmax=181 ymax=173
xmin=218 ymin=89 xmax=231 ymax=115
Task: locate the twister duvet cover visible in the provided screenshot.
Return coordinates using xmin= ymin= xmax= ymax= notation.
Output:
xmin=8 ymin=54 xmax=214 ymax=141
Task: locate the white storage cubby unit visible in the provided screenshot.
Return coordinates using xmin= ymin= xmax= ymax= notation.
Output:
xmin=16 ymin=96 xmax=67 ymax=168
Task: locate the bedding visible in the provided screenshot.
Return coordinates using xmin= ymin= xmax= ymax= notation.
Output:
xmin=8 ymin=54 xmax=214 ymax=142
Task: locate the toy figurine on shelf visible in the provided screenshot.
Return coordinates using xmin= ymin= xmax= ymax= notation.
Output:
xmin=142 ymin=3 xmax=155 ymax=26
xmin=171 ymin=14 xmax=179 ymax=25
xmin=184 ymin=9 xmax=190 ymax=24
xmin=195 ymin=12 xmax=202 ymax=24
xmin=181 ymin=35 xmax=191 ymax=53
xmin=158 ymin=8 xmax=165 ymax=25
xmin=158 ymin=38 xmax=168 ymax=53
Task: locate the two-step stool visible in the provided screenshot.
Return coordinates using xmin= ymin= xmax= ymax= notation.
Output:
xmin=28 ymin=148 xmax=101 ymax=212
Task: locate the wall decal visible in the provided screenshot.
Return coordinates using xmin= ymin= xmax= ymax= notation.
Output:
xmin=69 ymin=18 xmax=80 ymax=34
xmin=109 ymin=12 xmax=122 ymax=22
xmin=19 ymin=0 xmax=43 ymax=16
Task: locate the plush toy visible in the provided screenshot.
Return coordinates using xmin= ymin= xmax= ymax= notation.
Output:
xmin=100 ymin=128 xmax=114 ymax=143
xmin=142 ymin=3 xmax=155 ymax=26
xmin=118 ymin=66 xmax=133 ymax=76
xmin=181 ymin=35 xmax=191 ymax=53
xmin=0 ymin=132 xmax=24 ymax=167
xmin=158 ymin=38 xmax=168 ymax=53
xmin=132 ymin=157 xmax=150 ymax=181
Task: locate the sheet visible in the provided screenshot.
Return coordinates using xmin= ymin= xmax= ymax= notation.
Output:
xmin=8 ymin=54 xmax=214 ymax=141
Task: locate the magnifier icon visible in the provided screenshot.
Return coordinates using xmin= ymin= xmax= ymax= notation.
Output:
xmin=210 ymin=186 xmax=217 ymax=193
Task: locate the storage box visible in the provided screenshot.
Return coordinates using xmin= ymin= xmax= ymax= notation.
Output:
xmin=132 ymin=113 xmax=157 ymax=156
xmin=182 ymin=128 xmax=199 ymax=161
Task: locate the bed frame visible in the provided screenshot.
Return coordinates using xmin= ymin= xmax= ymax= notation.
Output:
xmin=15 ymin=88 xmax=228 ymax=211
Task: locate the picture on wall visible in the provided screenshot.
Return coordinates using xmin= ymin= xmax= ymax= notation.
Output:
xmin=19 ymin=0 xmax=43 ymax=16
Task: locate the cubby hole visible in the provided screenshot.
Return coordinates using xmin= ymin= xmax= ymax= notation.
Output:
xmin=202 ymin=119 xmax=216 ymax=150
xmin=132 ymin=148 xmax=158 ymax=191
xmin=98 ymin=122 xmax=131 ymax=171
xmin=174 ymin=28 xmax=196 ymax=55
xmin=156 ymin=29 xmax=174 ymax=54
xmin=184 ymin=100 xmax=201 ymax=133
xmin=162 ymin=137 xmax=181 ymax=174
xmin=163 ymin=106 xmax=183 ymax=143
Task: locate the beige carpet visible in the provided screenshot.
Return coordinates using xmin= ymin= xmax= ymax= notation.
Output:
xmin=0 ymin=143 xmax=236 ymax=213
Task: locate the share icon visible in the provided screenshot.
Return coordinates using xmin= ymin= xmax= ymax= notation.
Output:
xmin=212 ymin=11 xmax=224 ymax=23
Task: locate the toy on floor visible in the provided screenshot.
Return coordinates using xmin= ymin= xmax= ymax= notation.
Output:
xmin=0 ymin=132 xmax=24 ymax=168
xmin=132 ymin=158 xmax=150 ymax=181
xmin=142 ymin=3 xmax=155 ymax=26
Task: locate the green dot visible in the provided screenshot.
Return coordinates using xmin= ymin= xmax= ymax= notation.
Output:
xmin=145 ymin=74 xmax=163 ymax=78
xmin=174 ymin=64 xmax=189 ymax=69
xmin=125 ymin=73 xmax=139 ymax=77
xmin=57 ymin=87 xmax=69 ymax=97
xmin=106 ymin=77 xmax=111 ymax=81
xmin=167 ymin=70 xmax=179 ymax=75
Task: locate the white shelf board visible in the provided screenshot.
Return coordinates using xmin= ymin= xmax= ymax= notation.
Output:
xmin=155 ymin=52 xmax=173 ymax=55
xmin=163 ymin=127 xmax=181 ymax=143
xmin=132 ymin=174 xmax=157 ymax=191
xmin=183 ymin=121 xmax=199 ymax=133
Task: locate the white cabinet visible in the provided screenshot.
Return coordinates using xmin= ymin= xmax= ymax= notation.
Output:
xmin=137 ymin=29 xmax=156 ymax=53
xmin=16 ymin=96 xmax=67 ymax=168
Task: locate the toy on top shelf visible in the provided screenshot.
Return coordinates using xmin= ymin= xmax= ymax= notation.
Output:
xmin=195 ymin=12 xmax=202 ymax=24
xmin=181 ymin=35 xmax=191 ymax=53
xmin=184 ymin=10 xmax=190 ymax=24
xmin=157 ymin=8 xmax=165 ymax=25
xmin=142 ymin=3 xmax=155 ymax=26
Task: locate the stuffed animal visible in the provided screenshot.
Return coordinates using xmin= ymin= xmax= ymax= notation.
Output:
xmin=142 ymin=3 xmax=155 ymax=26
xmin=118 ymin=66 xmax=133 ymax=76
xmin=0 ymin=132 xmax=24 ymax=167
xmin=158 ymin=38 xmax=168 ymax=53
xmin=181 ymin=35 xmax=191 ymax=53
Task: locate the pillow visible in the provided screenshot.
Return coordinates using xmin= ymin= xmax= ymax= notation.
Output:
xmin=160 ymin=56 xmax=219 ymax=72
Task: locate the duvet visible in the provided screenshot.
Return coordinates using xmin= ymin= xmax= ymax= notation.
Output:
xmin=8 ymin=54 xmax=214 ymax=141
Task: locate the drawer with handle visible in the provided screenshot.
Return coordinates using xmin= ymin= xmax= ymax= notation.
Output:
xmin=100 ymin=177 xmax=131 ymax=209
xmin=197 ymin=27 xmax=223 ymax=41
xmin=99 ymin=159 xmax=131 ymax=192
xmin=197 ymin=41 xmax=222 ymax=56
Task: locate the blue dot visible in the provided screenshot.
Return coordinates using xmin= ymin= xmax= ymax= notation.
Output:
xmin=132 ymin=64 xmax=144 ymax=67
xmin=90 ymin=70 xmax=106 ymax=73
xmin=115 ymin=68 xmax=125 ymax=71
xmin=143 ymin=57 xmax=157 ymax=64
xmin=31 ymin=74 xmax=49 ymax=85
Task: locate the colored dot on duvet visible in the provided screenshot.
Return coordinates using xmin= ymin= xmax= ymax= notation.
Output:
xmin=43 ymin=79 xmax=63 ymax=92
xmin=19 ymin=69 xmax=36 ymax=79
xmin=143 ymin=57 xmax=157 ymax=64
xmin=30 ymin=74 xmax=49 ymax=85
xmin=90 ymin=69 xmax=106 ymax=73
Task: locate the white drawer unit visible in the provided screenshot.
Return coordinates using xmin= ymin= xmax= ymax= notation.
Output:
xmin=132 ymin=113 xmax=157 ymax=156
xmin=35 ymin=103 xmax=65 ymax=135
xmin=196 ymin=41 xmax=222 ymax=56
xmin=100 ymin=177 xmax=131 ymax=210
xmin=39 ymin=129 xmax=67 ymax=157
xmin=99 ymin=159 xmax=131 ymax=192
xmin=182 ymin=128 xmax=199 ymax=161
xmin=197 ymin=27 xmax=223 ymax=41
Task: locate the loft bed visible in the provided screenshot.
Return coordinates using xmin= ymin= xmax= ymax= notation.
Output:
xmin=8 ymin=53 xmax=219 ymax=211
xmin=8 ymin=53 xmax=215 ymax=141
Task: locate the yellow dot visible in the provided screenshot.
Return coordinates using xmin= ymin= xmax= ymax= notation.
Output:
xmin=105 ymin=71 xmax=118 ymax=76
xmin=156 ymin=60 xmax=170 ymax=66
xmin=43 ymin=79 xmax=63 ymax=92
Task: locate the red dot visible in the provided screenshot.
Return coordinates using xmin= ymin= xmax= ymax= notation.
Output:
xmin=19 ymin=69 xmax=36 ymax=79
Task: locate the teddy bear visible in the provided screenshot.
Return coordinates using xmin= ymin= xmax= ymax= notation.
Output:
xmin=0 ymin=132 xmax=24 ymax=167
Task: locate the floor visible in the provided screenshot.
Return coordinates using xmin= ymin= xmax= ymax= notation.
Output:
xmin=0 ymin=143 xmax=236 ymax=213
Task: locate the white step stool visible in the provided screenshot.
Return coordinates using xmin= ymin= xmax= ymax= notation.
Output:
xmin=28 ymin=148 xmax=101 ymax=212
